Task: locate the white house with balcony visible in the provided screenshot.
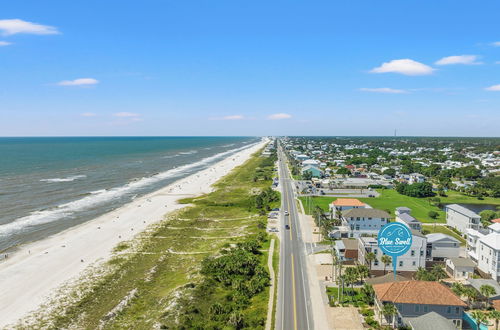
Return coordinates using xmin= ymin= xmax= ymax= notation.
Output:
xmin=445 ymin=204 xmax=481 ymax=234
xmin=475 ymin=223 xmax=500 ymax=281
xmin=358 ymin=231 xmax=427 ymax=273
xmin=341 ymin=208 xmax=390 ymax=238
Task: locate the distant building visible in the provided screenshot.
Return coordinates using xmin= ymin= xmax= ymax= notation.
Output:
xmin=301 ymin=165 xmax=323 ymax=178
xmin=302 ymin=159 xmax=320 ymax=168
xmin=445 ymin=204 xmax=481 ymax=234
xmin=295 ymin=154 xmax=309 ymax=161
xmin=408 ymin=173 xmax=426 ymax=184
xmin=425 ymin=233 xmax=460 ymax=261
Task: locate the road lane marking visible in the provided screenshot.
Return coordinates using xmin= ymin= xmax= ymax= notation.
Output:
xmin=291 ymin=253 xmax=298 ymax=330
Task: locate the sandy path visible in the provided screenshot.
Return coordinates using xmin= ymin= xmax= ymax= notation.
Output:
xmin=0 ymin=139 xmax=267 ymax=327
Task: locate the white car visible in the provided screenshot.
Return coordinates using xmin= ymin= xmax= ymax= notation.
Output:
xmin=284 ymin=211 xmax=289 ymax=216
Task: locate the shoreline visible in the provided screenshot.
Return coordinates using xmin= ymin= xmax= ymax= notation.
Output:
xmin=0 ymin=138 xmax=267 ymax=327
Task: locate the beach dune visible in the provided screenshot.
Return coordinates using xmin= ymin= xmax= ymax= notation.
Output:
xmin=0 ymin=139 xmax=267 ymax=327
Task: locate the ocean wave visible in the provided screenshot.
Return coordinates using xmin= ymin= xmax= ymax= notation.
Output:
xmin=40 ymin=175 xmax=87 ymax=183
xmin=0 ymin=142 xmax=257 ymax=237
xmin=178 ymin=150 xmax=198 ymax=155
xmin=162 ymin=154 xmax=180 ymax=159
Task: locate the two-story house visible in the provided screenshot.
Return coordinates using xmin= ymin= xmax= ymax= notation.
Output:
xmin=425 ymin=233 xmax=460 ymax=261
xmin=395 ymin=207 xmax=422 ymax=231
xmin=373 ymin=281 xmax=466 ymax=328
xmin=329 ymin=198 xmax=366 ymax=215
xmin=358 ymin=230 xmax=427 ymax=275
xmin=341 ymin=208 xmax=390 ymax=238
xmin=445 ymin=204 xmax=481 ymax=234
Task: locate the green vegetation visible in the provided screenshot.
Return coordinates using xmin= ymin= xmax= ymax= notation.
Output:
xmin=327 ymin=287 xmax=364 ymax=306
xmin=421 ymin=225 xmax=466 ymax=245
xmin=327 ymin=282 xmax=374 ymax=307
xmin=396 ymin=182 xmax=435 ymax=198
xmin=414 ymin=265 xmax=448 ymax=281
xmin=168 ymin=234 xmax=269 ymax=329
xmin=28 ymin=150 xmax=279 ymax=329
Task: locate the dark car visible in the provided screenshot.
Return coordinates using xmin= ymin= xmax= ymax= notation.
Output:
xmin=285 ymin=224 xmax=290 ymax=230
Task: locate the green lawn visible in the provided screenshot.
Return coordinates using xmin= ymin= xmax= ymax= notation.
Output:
xmin=421 ymin=225 xmax=466 ymax=246
xmin=300 ymin=189 xmax=447 ymax=223
xmin=438 ymin=190 xmax=500 ymax=207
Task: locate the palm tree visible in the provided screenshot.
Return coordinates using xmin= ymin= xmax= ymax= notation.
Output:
xmin=464 ymin=287 xmax=478 ymax=307
xmin=361 ymin=283 xmax=375 ymax=305
xmin=365 ymin=252 xmax=376 ymax=272
xmin=381 ymin=255 xmax=392 ymax=275
xmin=431 ymin=264 xmax=447 ymax=281
xmin=489 ymin=310 xmax=500 ymax=330
xmin=345 ymin=267 xmax=359 ymax=292
xmin=356 ymin=265 xmax=369 ymax=282
xmin=381 ymin=302 xmax=398 ymax=328
xmin=471 ymin=310 xmax=488 ymax=329
xmin=451 ymin=282 xmax=465 ymax=297
xmin=480 ymin=284 xmax=496 ymax=308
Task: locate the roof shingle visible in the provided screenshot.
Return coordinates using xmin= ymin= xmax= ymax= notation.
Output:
xmin=331 ymin=198 xmax=365 ymax=207
xmin=373 ymin=281 xmax=466 ymax=307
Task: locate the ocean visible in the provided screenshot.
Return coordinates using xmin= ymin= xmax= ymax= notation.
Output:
xmin=0 ymin=137 xmax=259 ymax=252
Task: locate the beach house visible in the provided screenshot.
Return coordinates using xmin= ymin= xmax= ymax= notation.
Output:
xmin=445 ymin=204 xmax=481 ymax=234
xmin=373 ymin=281 xmax=466 ymax=328
xmin=358 ymin=231 xmax=427 ymax=275
xmin=329 ymin=198 xmax=366 ymax=215
xmin=341 ymin=208 xmax=390 ymax=238
xmin=395 ymin=207 xmax=422 ymax=231
xmin=425 ymin=233 xmax=460 ymax=261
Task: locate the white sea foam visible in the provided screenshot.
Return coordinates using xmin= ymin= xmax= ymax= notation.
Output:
xmin=178 ymin=150 xmax=198 ymax=155
xmin=40 ymin=175 xmax=87 ymax=183
xmin=0 ymin=143 xmax=257 ymax=237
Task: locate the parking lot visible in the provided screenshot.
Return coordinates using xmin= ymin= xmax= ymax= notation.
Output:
xmin=295 ymin=180 xmax=380 ymax=198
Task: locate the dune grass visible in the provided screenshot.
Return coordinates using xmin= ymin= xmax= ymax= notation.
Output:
xmin=25 ymin=151 xmax=278 ymax=329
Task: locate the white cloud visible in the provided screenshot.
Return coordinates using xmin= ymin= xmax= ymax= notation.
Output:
xmin=267 ymin=113 xmax=292 ymax=120
xmin=113 ymin=112 xmax=141 ymax=117
xmin=57 ymin=78 xmax=99 ymax=86
xmin=0 ymin=19 xmax=59 ymax=36
xmin=491 ymin=41 xmax=500 ymax=47
xmin=359 ymin=88 xmax=408 ymax=94
xmin=435 ymin=55 xmax=481 ymax=65
xmin=81 ymin=112 xmax=97 ymax=117
xmin=221 ymin=115 xmax=245 ymax=120
xmin=485 ymin=84 xmax=500 ymax=91
xmin=0 ymin=41 xmax=11 ymax=46
xmin=370 ymin=59 xmax=434 ymax=76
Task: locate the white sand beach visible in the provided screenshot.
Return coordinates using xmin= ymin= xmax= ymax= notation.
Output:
xmin=0 ymin=139 xmax=267 ymax=327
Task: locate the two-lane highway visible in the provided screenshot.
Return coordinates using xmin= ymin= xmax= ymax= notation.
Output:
xmin=276 ymin=142 xmax=314 ymax=330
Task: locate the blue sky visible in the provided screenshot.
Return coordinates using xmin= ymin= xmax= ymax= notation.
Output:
xmin=1 ymin=0 xmax=499 ymax=136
